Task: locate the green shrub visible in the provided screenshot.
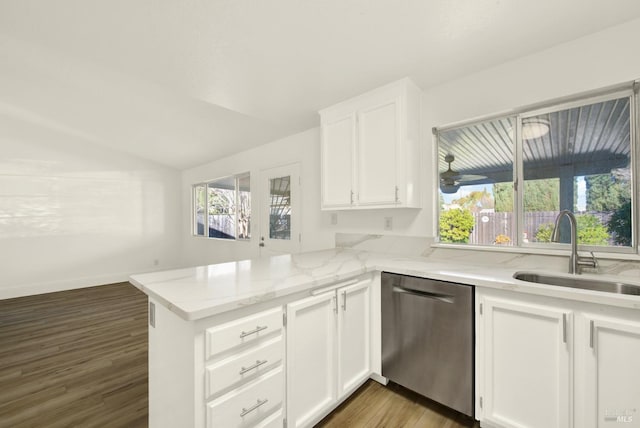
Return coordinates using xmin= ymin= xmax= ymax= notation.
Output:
xmin=535 ymin=223 xmax=554 ymax=243
xmin=577 ymin=214 xmax=609 ymax=245
xmin=608 ymin=200 xmax=632 ymax=246
xmin=535 ymin=215 xmax=609 ymax=245
xmin=440 ymin=209 xmax=474 ymax=243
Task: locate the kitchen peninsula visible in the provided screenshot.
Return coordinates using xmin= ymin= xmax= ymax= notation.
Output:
xmin=130 ymin=246 xmax=640 ymax=428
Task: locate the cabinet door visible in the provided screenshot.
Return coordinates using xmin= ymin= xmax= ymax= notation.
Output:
xmin=356 ymin=99 xmax=399 ymax=206
xmin=321 ymin=113 xmax=355 ymax=208
xmin=480 ymin=295 xmax=571 ymax=428
xmin=582 ymin=314 xmax=640 ymax=428
xmin=286 ymin=292 xmax=337 ymax=428
xmin=337 ymin=280 xmax=371 ymax=398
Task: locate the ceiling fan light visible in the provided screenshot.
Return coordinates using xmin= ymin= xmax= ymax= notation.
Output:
xmin=522 ymin=118 xmax=550 ymax=140
xmin=440 ymin=182 xmax=460 ymax=194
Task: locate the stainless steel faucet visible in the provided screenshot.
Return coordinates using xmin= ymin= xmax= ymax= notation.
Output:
xmin=551 ymin=210 xmax=598 ymax=274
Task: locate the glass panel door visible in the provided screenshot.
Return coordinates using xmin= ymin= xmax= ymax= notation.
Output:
xmin=269 ymin=175 xmax=291 ymax=240
xmin=260 ymin=163 xmax=300 ymax=255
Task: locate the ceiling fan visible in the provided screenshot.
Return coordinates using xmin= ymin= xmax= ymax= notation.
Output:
xmin=440 ymin=154 xmax=488 ymax=194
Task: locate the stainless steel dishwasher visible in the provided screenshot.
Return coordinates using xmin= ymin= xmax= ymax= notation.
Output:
xmin=381 ymin=272 xmax=474 ymax=417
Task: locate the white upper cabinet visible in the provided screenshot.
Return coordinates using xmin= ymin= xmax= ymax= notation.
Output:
xmin=319 ymin=78 xmax=422 ymax=210
xmin=357 ymin=100 xmax=399 ymax=206
xmin=321 ymin=113 xmax=356 ymax=208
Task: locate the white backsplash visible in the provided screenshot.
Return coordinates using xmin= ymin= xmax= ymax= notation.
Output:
xmin=334 ymin=233 xmax=433 ymax=257
xmin=335 ymin=233 xmax=640 ymax=279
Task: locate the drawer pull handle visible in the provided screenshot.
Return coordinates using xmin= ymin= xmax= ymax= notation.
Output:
xmin=239 ymin=325 xmax=268 ymax=339
xmin=239 ymin=359 xmax=268 ymax=375
xmin=240 ymin=398 xmax=268 ymax=417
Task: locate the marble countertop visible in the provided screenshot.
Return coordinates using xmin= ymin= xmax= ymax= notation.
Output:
xmin=129 ymin=248 xmax=640 ymax=321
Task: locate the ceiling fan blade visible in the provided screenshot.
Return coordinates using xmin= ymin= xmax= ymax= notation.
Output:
xmin=455 ymin=174 xmax=488 ymax=183
xmin=440 ymin=154 xmax=489 ymax=186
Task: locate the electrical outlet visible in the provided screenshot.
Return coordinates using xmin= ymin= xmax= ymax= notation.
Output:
xmin=331 ymin=213 xmax=338 ymax=225
xmin=384 ymin=217 xmax=393 ymax=231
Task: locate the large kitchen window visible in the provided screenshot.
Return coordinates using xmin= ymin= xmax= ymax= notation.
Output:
xmin=192 ymin=172 xmax=251 ymax=240
xmin=436 ymin=85 xmax=635 ymax=253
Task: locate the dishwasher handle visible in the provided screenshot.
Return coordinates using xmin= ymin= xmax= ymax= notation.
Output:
xmin=392 ymin=285 xmax=454 ymax=304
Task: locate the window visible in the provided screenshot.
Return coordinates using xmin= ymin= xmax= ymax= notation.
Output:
xmin=192 ymin=172 xmax=250 ymax=240
xmin=436 ymin=87 xmax=635 ymax=253
xmin=438 ymin=116 xmax=515 ymax=245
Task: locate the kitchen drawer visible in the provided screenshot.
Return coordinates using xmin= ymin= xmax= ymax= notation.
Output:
xmin=255 ymin=409 xmax=283 ymax=428
xmin=206 ymin=366 xmax=283 ymax=428
xmin=206 ymin=335 xmax=283 ymax=399
xmin=206 ymin=307 xmax=282 ymax=360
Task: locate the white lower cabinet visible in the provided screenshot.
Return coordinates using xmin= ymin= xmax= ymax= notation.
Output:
xmin=204 ymin=307 xmax=284 ymax=428
xmin=286 ymin=276 xmax=372 ymax=428
xmin=578 ymin=313 xmax=640 ymax=428
xmin=206 ymin=367 xmax=284 ymax=428
xmin=147 ymin=301 xmax=284 ymax=428
xmin=337 ymin=281 xmax=371 ymax=396
xmin=205 ymin=335 xmax=283 ymax=399
xmin=477 ymin=292 xmax=572 ymax=428
xmin=286 ymin=290 xmax=337 ymax=427
xmin=477 ymin=288 xmax=640 ymax=428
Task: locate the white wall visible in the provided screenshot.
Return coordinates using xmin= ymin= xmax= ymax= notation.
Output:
xmin=181 ymin=128 xmax=334 ymax=266
xmin=182 ymin=18 xmax=640 ymax=265
xmin=0 ymin=117 xmax=182 ymax=299
xmin=8 ymin=14 xmax=640 ymax=299
xmin=420 ymin=17 xmax=640 ymax=238
xmin=327 ymin=17 xmax=640 ymax=242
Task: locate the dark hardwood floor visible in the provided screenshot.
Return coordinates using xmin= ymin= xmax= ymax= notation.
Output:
xmin=0 ymin=283 xmax=148 ymax=428
xmin=1 ymin=283 xmax=477 ymax=428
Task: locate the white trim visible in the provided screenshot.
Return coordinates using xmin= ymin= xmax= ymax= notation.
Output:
xmin=434 ymin=80 xmax=635 ymax=133
xmin=434 ymin=82 xmax=637 ymax=256
xmin=0 ymin=272 xmax=135 ymax=300
xmin=430 ymin=243 xmax=640 ymax=261
xmin=191 ymin=171 xmax=251 ymax=240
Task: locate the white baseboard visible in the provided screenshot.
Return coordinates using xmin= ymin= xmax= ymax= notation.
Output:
xmin=0 ymin=273 xmax=132 ymax=300
xmin=370 ymin=373 xmax=388 ymax=385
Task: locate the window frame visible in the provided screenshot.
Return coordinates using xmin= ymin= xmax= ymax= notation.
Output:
xmin=191 ymin=172 xmax=251 ymax=241
xmin=434 ymin=83 xmax=639 ymax=255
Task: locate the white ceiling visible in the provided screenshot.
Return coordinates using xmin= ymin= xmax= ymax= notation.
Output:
xmin=2 ymin=0 xmax=640 ymax=170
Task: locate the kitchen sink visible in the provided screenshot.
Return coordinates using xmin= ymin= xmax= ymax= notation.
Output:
xmin=513 ymin=271 xmax=640 ymax=296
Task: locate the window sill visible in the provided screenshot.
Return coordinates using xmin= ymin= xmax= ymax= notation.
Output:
xmin=430 ymin=242 xmax=640 ymax=261
xmin=191 ymin=235 xmax=252 ymax=243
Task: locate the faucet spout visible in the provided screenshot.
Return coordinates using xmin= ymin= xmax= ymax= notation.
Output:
xmin=551 ymin=210 xmax=597 ymax=274
xmin=551 ymin=210 xmax=578 ymax=274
